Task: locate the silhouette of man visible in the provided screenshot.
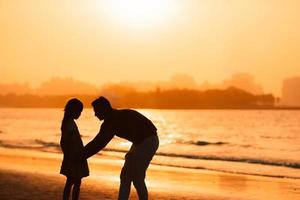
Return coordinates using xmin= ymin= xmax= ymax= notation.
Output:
xmin=82 ymin=96 xmax=159 ymax=200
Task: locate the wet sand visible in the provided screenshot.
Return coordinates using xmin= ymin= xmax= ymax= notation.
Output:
xmin=0 ymin=148 xmax=299 ymax=200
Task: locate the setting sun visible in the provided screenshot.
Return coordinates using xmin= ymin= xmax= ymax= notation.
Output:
xmin=101 ymin=0 xmax=179 ymax=28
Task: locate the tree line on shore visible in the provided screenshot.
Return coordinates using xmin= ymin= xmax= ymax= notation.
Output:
xmin=0 ymin=86 xmax=275 ymax=109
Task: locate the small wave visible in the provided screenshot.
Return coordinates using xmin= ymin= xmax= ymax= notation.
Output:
xmin=154 ymin=152 xmax=300 ymax=169
xmin=34 ymin=139 xmax=60 ymax=148
xmin=260 ymin=135 xmax=296 ymax=139
xmin=0 ymin=140 xmax=39 ymax=150
xmin=190 ymin=140 xmax=228 ymax=146
xmin=0 ymin=139 xmax=60 ymax=152
xmin=151 ymin=163 xmax=300 ymax=180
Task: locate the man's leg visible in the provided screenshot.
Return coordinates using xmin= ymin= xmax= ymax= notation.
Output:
xmin=132 ymin=135 xmax=159 ymax=200
xmin=118 ymin=149 xmax=134 ymax=200
xmin=132 ymin=175 xmax=148 ymax=200
xmin=132 ymin=154 xmax=150 ymax=200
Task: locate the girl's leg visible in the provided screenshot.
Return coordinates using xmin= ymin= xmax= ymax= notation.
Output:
xmin=63 ymin=177 xmax=74 ymax=200
xmin=72 ymin=178 xmax=81 ymax=200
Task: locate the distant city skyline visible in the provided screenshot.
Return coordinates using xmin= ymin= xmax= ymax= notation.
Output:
xmin=0 ymin=72 xmax=296 ymax=97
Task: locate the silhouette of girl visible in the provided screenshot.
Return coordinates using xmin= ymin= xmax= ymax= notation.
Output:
xmin=60 ymin=98 xmax=89 ymax=200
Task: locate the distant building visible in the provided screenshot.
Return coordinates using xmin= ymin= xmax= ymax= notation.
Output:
xmin=222 ymin=73 xmax=264 ymax=95
xmin=282 ymin=77 xmax=300 ymax=107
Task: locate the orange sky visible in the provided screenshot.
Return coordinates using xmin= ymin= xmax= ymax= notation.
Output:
xmin=0 ymin=0 xmax=300 ymax=96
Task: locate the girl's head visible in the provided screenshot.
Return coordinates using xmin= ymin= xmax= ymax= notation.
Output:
xmin=63 ymin=98 xmax=83 ymax=120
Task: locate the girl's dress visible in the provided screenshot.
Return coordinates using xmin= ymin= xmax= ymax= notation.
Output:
xmin=60 ymin=119 xmax=89 ymax=178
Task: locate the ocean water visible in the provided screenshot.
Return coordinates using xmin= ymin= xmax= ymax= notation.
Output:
xmin=0 ymin=108 xmax=299 ymax=179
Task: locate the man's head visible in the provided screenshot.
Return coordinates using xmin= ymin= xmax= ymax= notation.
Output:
xmin=91 ymin=96 xmax=112 ymax=120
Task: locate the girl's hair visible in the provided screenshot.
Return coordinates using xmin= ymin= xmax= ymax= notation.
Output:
xmin=63 ymin=98 xmax=83 ymax=120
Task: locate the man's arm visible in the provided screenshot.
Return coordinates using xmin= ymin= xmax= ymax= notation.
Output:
xmin=83 ymin=123 xmax=114 ymax=159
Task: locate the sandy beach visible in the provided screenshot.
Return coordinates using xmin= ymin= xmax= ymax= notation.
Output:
xmin=0 ymin=147 xmax=299 ymax=200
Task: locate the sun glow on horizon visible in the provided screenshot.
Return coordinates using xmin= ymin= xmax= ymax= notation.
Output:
xmin=101 ymin=0 xmax=180 ymax=29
